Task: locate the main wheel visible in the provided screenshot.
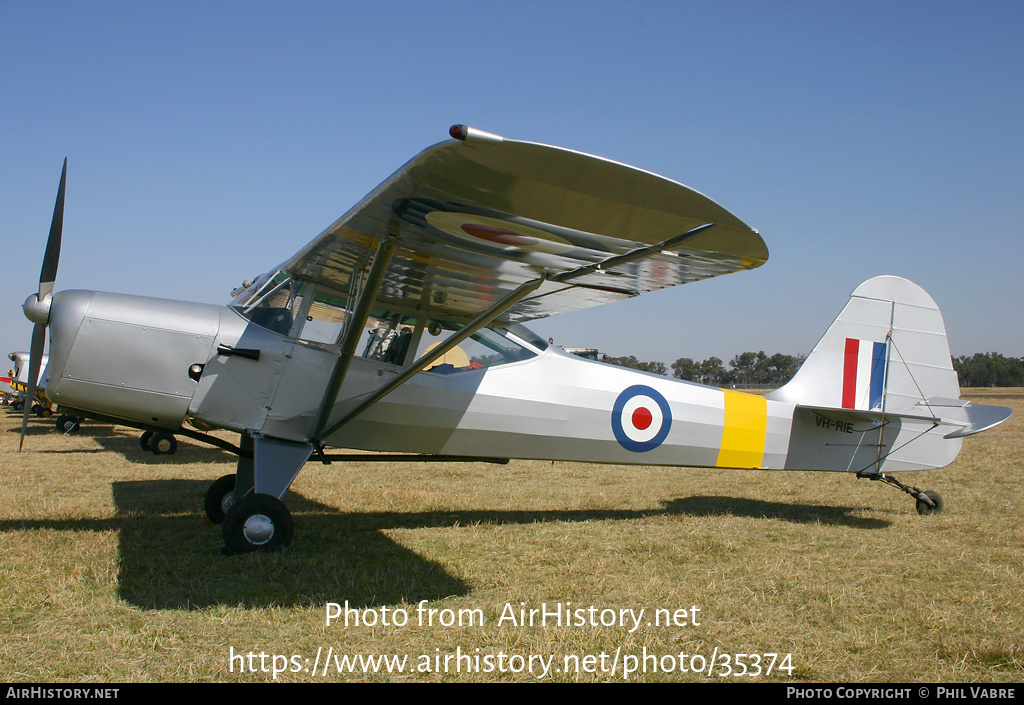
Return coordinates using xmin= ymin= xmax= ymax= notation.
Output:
xmin=204 ymin=474 xmax=237 ymax=524
xmin=139 ymin=430 xmax=154 ymax=451
xmin=916 ymin=490 xmax=944 ymax=515
xmin=222 ymin=494 xmax=293 ymax=554
xmin=150 ymin=432 xmax=178 ymax=455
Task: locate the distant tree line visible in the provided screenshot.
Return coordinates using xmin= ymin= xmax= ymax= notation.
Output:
xmin=600 ymin=350 xmax=1024 ymax=388
xmin=953 ymin=353 xmax=1024 ymax=387
xmin=599 ymin=355 xmax=668 ymax=376
xmin=601 ymin=351 xmax=806 ymax=387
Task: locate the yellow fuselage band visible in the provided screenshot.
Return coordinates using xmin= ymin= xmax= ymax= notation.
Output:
xmin=716 ymin=390 xmax=767 ymax=469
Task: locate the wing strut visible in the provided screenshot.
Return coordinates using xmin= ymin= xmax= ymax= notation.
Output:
xmin=309 ymin=235 xmax=397 ymax=442
xmin=314 ymin=275 xmax=547 ymax=448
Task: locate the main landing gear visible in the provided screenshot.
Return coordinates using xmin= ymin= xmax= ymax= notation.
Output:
xmin=859 ymin=472 xmax=944 ymax=515
xmin=203 ymin=433 xmax=312 ymax=555
xmin=204 ymin=475 xmax=293 ymax=553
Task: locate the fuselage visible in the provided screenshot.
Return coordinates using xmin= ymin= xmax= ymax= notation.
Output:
xmin=42 ymin=287 xmax=802 ymax=471
xmin=41 ymin=286 xmax=962 ymax=476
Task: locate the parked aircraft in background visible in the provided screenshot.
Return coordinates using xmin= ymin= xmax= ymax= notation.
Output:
xmin=1 ymin=374 xmax=15 ymax=404
xmin=7 ymin=351 xmax=50 ymax=414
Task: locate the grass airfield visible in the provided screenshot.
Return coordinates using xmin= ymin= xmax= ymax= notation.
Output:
xmin=1 ymin=390 xmax=1021 ymax=682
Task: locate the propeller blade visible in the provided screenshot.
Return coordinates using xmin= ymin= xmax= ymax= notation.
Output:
xmin=39 ymin=158 xmax=66 ymax=301
xmin=19 ymin=323 xmax=46 ymax=452
xmin=21 ymin=159 xmax=66 ymax=451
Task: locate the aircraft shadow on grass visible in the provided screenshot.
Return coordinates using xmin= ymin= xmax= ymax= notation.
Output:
xmin=0 ymin=478 xmax=890 ymax=610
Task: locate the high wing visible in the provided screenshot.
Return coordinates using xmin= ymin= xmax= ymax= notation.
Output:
xmin=280 ymin=126 xmax=768 ymax=325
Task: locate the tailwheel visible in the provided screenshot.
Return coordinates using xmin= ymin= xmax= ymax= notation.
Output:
xmin=222 ymin=494 xmax=293 ymax=554
xmin=860 ymin=472 xmax=945 ymax=515
xmin=204 ymin=474 xmax=237 ymax=524
xmin=915 ymin=490 xmax=944 ymax=516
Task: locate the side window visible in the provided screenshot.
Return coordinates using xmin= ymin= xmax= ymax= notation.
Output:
xmin=231 ymin=273 xmax=546 ymax=377
xmin=362 ymin=316 xmax=415 ymax=366
xmin=416 ymin=324 xmax=536 ymax=374
xmin=300 ymin=294 xmax=348 ymax=344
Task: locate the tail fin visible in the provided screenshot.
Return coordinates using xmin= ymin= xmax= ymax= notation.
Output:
xmin=768 ymin=276 xmax=1011 ymax=474
xmin=767 ymin=275 xmax=959 ymax=413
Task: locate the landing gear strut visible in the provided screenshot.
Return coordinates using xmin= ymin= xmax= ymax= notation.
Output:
xmin=859 ymin=472 xmax=944 ymax=515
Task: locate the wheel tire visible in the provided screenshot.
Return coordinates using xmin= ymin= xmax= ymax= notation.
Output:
xmin=222 ymin=494 xmax=293 ymax=554
xmin=916 ymin=490 xmax=944 ymax=516
xmin=150 ymin=432 xmax=177 ymax=455
xmin=140 ymin=430 xmax=154 ymax=451
xmin=204 ymin=474 xmax=237 ymax=524
xmin=56 ymin=414 xmax=80 ymax=434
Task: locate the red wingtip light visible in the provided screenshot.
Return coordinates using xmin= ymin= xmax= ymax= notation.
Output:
xmin=449 ymin=124 xmax=468 ymax=140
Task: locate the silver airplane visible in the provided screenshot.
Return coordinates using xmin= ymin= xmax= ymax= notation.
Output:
xmin=20 ymin=126 xmax=1011 ymax=554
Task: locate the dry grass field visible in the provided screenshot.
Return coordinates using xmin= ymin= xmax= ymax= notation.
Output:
xmin=1 ymin=390 xmax=1021 ymax=682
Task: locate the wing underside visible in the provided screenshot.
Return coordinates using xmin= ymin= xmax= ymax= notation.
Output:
xmin=282 ymin=128 xmax=768 ymax=324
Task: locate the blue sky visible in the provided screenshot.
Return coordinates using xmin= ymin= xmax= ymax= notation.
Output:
xmin=3 ymin=1 xmax=1022 ymax=368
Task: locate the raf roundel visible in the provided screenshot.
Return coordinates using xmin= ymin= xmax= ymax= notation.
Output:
xmin=611 ymin=385 xmax=673 ymax=453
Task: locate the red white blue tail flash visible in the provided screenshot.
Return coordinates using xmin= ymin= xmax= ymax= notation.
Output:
xmin=842 ymin=338 xmax=886 ymax=410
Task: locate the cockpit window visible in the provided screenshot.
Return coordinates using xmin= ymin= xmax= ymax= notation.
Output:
xmin=231 ymin=272 xmax=417 ymax=364
xmin=231 ymin=272 xmax=304 ymax=336
xmin=503 ymin=323 xmax=549 ymax=351
xmin=299 ymin=289 xmax=349 ymax=344
xmin=231 ymin=271 xmax=546 ymax=373
xmin=416 ymin=323 xmax=538 ymax=374
xmin=361 ymin=312 xmax=416 ymax=365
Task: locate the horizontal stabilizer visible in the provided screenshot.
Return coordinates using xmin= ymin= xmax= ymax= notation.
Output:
xmin=795 ymin=398 xmax=1012 ymax=438
xmin=917 ymin=398 xmax=1014 ymax=438
xmin=795 ymin=404 xmax=939 ymax=427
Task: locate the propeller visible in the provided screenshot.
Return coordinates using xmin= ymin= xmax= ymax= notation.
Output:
xmin=20 ymin=159 xmax=66 ymax=450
